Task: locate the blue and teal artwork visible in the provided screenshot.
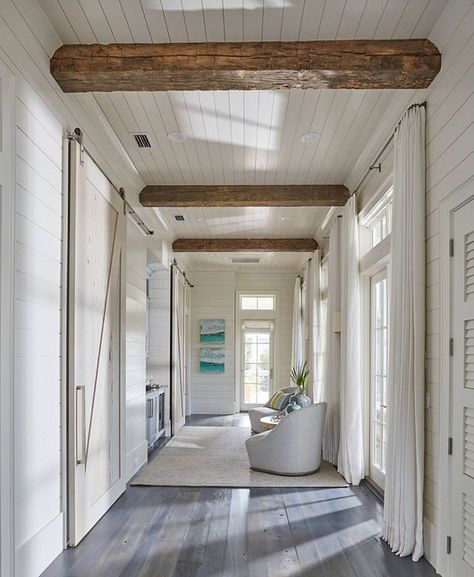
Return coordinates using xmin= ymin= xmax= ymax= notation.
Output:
xmin=200 ymin=319 xmax=225 ymax=345
xmin=200 ymin=348 xmax=225 ymax=373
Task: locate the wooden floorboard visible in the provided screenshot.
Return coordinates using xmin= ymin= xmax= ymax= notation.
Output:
xmin=41 ymin=414 xmax=436 ymax=577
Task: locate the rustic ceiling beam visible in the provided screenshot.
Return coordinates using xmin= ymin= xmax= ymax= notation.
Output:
xmin=51 ymin=40 xmax=441 ymax=92
xmin=140 ymin=185 xmax=350 ymax=207
xmin=172 ymin=238 xmax=318 ymax=253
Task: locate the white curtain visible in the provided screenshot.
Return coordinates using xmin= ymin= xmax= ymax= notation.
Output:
xmin=291 ymin=276 xmax=304 ymax=373
xmin=316 ymin=259 xmax=328 ymax=406
xmin=383 ymin=104 xmax=425 ymax=561
xmin=171 ymin=265 xmax=187 ymax=434
xmin=337 ymin=196 xmax=364 ymax=485
xmin=303 ymin=251 xmax=323 ymax=402
xmin=323 ymin=218 xmax=342 ymax=465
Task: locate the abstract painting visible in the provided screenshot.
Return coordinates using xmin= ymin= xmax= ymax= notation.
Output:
xmin=200 ymin=319 xmax=225 ymax=345
xmin=200 ymin=348 xmax=225 ymax=373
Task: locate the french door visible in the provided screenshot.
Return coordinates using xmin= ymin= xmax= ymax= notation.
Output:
xmin=68 ymin=140 xmax=126 ymax=545
xmin=369 ymin=269 xmax=388 ymax=488
xmin=450 ymin=195 xmax=474 ymax=576
xmin=240 ymin=321 xmax=274 ymax=410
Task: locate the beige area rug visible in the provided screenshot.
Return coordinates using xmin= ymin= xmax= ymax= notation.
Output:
xmin=131 ymin=426 xmax=347 ymax=488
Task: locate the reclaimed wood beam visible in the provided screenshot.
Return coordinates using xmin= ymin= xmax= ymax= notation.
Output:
xmin=140 ymin=185 xmax=350 ymax=207
xmin=172 ymin=238 xmax=318 ymax=252
xmin=51 ymin=40 xmax=441 ymax=92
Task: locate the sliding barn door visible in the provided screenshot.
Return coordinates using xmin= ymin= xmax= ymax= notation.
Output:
xmin=68 ymin=140 xmax=126 ymax=545
xmin=171 ymin=266 xmax=187 ymax=434
xmin=451 ymin=195 xmax=474 ymax=576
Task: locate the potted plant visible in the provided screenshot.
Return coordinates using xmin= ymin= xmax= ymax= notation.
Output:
xmin=289 ymin=361 xmax=311 ymax=408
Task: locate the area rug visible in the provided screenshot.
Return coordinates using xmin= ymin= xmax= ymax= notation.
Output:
xmin=131 ymin=426 xmax=347 ymax=488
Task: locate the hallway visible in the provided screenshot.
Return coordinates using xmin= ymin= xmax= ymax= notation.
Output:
xmin=40 ymin=416 xmax=436 ymax=577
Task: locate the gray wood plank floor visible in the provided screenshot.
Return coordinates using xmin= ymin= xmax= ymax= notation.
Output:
xmin=41 ymin=414 xmax=437 ymax=577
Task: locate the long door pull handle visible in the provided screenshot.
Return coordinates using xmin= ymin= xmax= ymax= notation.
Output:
xmin=76 ymin=385 xmax=86 ymax=465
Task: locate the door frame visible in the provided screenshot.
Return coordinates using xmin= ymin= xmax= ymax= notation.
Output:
xmin=239 ymin=322 xmax=275 ymax=410
xmin=0 ymin=57 xmax=15 ymax=577
xmin=234 ymin=290 xmax=279 ymax=413
xmin=368 ymin=267 xmax=389 ymax=489
xmin=438 ymin=175 xmax=474 ymax=576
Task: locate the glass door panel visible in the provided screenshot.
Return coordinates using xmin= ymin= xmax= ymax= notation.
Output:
xmin=241 ymin=326 xmax=273 ymax=409
xmin=370 ymin=269 xmax=388 ymax=488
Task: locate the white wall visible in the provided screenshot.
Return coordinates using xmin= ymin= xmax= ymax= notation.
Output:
xmin=189 ymin=270 xmax=295 ymax=414
xmin=147 ymin=268 xmax=172 ymax=433
xmin=344 ymin=0 xmax=474 ymax=568
xmin=422 ymin=0 xmax=474 ymax=566
xmin=125 ymin=223 xmax=148 ymax=481
xmin=0 ymin=2 xmax=155 ymax=575
xmin=13 ymin=63 xmax=64 ymax=577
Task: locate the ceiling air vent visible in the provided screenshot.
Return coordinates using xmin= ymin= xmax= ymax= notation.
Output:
xmin=174 ymin=215 xmax=185 ymax=221
xmin=133 ymin=133 xmax=152 ymax=148
xmin=231 ymin=257 xmax=260 ymax=264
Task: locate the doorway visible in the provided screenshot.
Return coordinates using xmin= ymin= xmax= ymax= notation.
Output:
xmin=240 ymin=320 xmax=274 ymax=410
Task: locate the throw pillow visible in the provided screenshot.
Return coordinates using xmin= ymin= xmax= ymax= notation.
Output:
xmin=267 ymin=391 xmax=293 ymax=411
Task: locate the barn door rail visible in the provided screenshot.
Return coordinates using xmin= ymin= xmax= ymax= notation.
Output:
xmin=67 ymin=127 xmax=154 ymax=236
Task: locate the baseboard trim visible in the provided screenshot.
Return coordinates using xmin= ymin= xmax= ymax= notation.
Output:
xmin=126 ymin=441 xmax=148 ymax=482
xmin=15 ymin=513 xmax=64 ymax=577
xmin=423 ymin=516 xmax=438 ymax=573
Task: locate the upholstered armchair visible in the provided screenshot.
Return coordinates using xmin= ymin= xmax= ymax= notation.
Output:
xmin=245 ymin=403 xmax=327 ymax=476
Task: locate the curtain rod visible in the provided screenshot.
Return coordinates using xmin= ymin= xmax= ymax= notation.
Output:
xmin=351 ymin=101 xmax=426 ymax=198
xmin=172 ymin=259 xmax=194 ymax=288
xmin=68 ymin=128 xmax=154 ymax=236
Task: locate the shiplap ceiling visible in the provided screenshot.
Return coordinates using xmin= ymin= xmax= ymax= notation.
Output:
xmin=39 ymin=0 xmax=447 ymax=270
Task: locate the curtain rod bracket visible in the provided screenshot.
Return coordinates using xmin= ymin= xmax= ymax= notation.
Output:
xmin=350 ymin=101 xmax=426 ymax=198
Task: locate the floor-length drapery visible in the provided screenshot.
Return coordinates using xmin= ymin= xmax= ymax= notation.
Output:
xmin=323 ymin=218 xmax=342 ymax=465
xmin=383 ymin=104 xmax=425 ymax=561
xmin=171 ymin=264 xmax=187 ymax=434
xmin=303 ymin=251 xmax=323 ymax=402
xmin=337 ymin=196 xmax=364 ymax=485
xmin=291 ymin=276 xmax=304 ymax=373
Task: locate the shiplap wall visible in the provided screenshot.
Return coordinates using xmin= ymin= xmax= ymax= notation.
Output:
xmin=147 ymin=269 xmax=172 ymax=433
xmin=0 ymin=3 xmax=150 ymax=576
xmin=13 ymin=66 xmax=64 ymax=577
xmin=422 ymin=0 xmax=474 ymax=566
xmin=125 ymin=223 xmax=147 ymax=481
xmin=148 ymin=269 xmax=171 ymax=386
xmin=344 ymin=0 xmax=474 ymax=568
xmin=189 ymin=270 xmax=295 ymax=414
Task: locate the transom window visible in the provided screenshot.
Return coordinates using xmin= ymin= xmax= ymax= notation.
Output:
xmin=361 ymin=187 xmax=393 ymax=251
xmin=240 ymin=294 xmax=275 ymax=311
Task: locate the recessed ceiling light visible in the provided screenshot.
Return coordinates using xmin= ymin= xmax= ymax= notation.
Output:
xmin=301 ymin=131 xmax=320 ymax=144
xmin=168 ymin=131 xmax=186 ymax=143
xmin=280 ymin=216 xmax=293 ymax=222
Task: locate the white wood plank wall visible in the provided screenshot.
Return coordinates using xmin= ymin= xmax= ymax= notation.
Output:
xmin=189 ymin=270 xmax=295 ymax=414
xmin=147 ymin=269 xmax=172 ymax=433
xmin=125 ymin=223 xmax=147 ymax=481
xmin=422 ymin=0 xmax=474 ymax=565
xmin=13 ymin=65 xmax=64 ymax=577
xmin=0 ymin=2 xmax=147 ymax=575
